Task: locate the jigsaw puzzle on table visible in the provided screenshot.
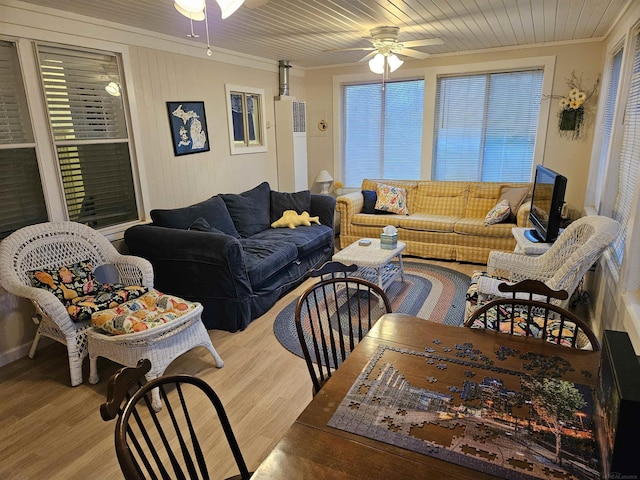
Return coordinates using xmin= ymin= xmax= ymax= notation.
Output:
xmin=327 ymin=342 xmax=600 ymax=480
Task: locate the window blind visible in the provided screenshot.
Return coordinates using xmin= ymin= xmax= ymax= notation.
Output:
xmin=342 ymin=80 xmax=423 ymax=187
xmin=434 ymin=70 xmax=543 ymax=182
xmin=0 ymin=41 xmax=48 ymax=239
xmin=611 ymin=34 xmax=640 ymax=268
xmin=38 ymin=45 xmax=138 ymax=229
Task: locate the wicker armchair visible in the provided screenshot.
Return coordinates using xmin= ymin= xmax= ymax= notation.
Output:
xmin=0 ymin=222 xmax=154 ymax=387
xmin=466 ymin=215 xmax=620 ymax=320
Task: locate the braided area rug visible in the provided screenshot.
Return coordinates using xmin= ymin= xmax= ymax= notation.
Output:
xmin=273 ymin=261 xmax=471 ymax=359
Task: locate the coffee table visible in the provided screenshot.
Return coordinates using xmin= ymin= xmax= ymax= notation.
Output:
xmin=332 ymin=238 xmax=406 ymax=299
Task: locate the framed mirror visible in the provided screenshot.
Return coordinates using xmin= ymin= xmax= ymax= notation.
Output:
xmin=225 ymin=85 xmax=267 ymax=155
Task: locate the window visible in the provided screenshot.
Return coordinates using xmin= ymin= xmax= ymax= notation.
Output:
xmin=341 ymin=80 xmax=424 ymax=187
xmin=610 ymin=33 xmax=640 ymax=270
xmin=433 ymin=69 xmax=543 ymax=182
xmin=225 ymin=84 xmax=266 ymax=155
xmin=37 ymin=45 xmax=138 ymax=229
xmin=0 ymin=40 xmax=48 ymax=239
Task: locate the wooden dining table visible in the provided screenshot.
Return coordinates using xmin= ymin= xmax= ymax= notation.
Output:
xmin=252 ymin=314 xmax=601 ymax=479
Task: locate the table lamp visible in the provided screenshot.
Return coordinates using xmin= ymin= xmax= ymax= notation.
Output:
xmin=315 ymin=170 xmax=333 ymax=194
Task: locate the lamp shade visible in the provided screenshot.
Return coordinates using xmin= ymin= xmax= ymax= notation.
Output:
xmin=368 ymin=53 xmax=385 ymax=74
xmin=387 ymin=54 xmax=404 ymax=73
xmin=315 ymin=170 xmax=333 ymax=184
xmin=216 ymin=0 xmax=244 ymax=19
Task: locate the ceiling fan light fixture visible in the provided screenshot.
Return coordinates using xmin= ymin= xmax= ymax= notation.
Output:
xmin=174 ymin=0 xmax=206 ymax=18
xmin=368 ymin=53 xmax=385 ymax=74
xmin=215 ymin=0 xmax=244 ymax=19
xmin=387 ymin=54 xmax=403 ymax=73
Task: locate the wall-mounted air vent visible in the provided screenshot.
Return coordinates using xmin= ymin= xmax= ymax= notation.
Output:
xmin=293 ymin=101 xmax=306 ymax=133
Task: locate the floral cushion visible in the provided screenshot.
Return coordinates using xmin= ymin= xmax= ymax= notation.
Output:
xmin=66 ymin=284 xmax=148 ymax=322
xmin=469 ymin=304 xmax=591 ymax=349
xmin=484 ymin=199 xmax=511 ymax=225
xmin=374 ymin=183 xmax=409 ymax=215
xmin=28 ymin=261 xmax=98 ymax=302
xmin=91 ymin=289 xmax=197 ymax=335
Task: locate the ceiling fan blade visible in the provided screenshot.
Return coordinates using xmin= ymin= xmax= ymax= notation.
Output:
xmin=324 ymin=47 xmax=375 ymax=53
xmin=400 ymin=38 xmax=444 ymax=48
xmin=358 ymin=51 xmax=377 ymax=62
xmin=397 ymin=48 xmax=430 ymax=59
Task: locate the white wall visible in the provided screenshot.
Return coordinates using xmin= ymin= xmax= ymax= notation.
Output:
xmin=584 ymin=1 xmax=640 ymax=353
xmin=304 ymin=41 xmax=603 ymax=215
xmin=0 ymin=1 xmax=305 ymax=365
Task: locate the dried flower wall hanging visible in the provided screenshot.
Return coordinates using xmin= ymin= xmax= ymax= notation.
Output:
xmin=554 ymin=72 xmax=599 ymax=140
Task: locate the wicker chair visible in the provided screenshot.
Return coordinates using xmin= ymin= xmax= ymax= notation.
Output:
xmin=466 ymin=215 xmax=620 ymax=320
xmin=465 ymin=279 xmax=600 ymax=351
xmin=101 ymin=359 xmax=251 ymax=480
xmin=0 ymin=221 xmax=154 ymax=387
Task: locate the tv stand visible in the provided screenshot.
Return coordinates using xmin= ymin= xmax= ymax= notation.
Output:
xmin=523 ymin=228 xmax=544 ymax=243
xmin=512 ymin=228 xmax=554 ymax=256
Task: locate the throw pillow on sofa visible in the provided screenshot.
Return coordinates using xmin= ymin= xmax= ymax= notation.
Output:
xmin=188 ymin=217 xmax=227 ymax=234
xmin=270 ymin=190 xmax=311 ymax=223
xmin=362 ymin=190 xmax=388 ymax=214
xmin=375 ymin=183 xmax=409 ymax=215
xmin=484 ymin=199 xmax=511 ymax=225
xmin=498 ymin=185 xmax=530 ymax=221
xmin=150 ymin=195 xmax=240 ymax=238
xmin=221 ymin=181 xmax=271 ymax=237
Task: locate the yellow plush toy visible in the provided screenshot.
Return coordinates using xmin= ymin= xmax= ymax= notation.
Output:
xmin=271 ymin=210 xmax=321 ymax=229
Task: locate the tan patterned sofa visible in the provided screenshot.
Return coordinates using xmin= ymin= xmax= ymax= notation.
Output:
xmin=336 ymin=179 xmax=532 ymax=264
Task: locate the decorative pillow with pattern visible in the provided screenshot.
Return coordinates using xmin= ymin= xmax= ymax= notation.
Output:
xmin=66 ymin=284 xmax=148 ymax=322
xmin=91 ymin=289 xmax=197 ymax=335
xmin=484 ymin=199 xmax=511 ymax=225
xmin=374 ymin=184 xmax=409 ymax=215
xmin=469 ymin=304 xmax=592 ymax=349
xmin=28 ymin=261 xmax=98 ymax=302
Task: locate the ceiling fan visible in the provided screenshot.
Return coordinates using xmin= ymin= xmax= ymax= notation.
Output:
xmin=330 ymin=26 xmax=444 ymax=62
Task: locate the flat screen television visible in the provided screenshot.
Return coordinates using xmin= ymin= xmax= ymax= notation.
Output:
xmin=524 ymin=165 xmax=567 ymax=243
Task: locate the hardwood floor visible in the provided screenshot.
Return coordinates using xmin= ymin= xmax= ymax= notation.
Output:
xmin=0 ymin=258 xmax=479 ymax=480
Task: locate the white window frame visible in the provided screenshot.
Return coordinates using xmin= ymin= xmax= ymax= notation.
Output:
xmin=224 ymin=84 xmax=267 ymax=155
xmin=1 ymin=34 xmax=148 ymax=241
xmin=422 ymin=57 xmax=555 ymax=181
xmin=331 ymin=58 xmax=554 ymax=184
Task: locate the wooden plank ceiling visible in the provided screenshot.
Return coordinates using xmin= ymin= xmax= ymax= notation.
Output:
xmin=17 ymin=0 xmax=632 ymax=67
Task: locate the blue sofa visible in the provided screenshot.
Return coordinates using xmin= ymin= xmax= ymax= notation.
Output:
xmin=124 ymin=182 xmax=335 ymax=332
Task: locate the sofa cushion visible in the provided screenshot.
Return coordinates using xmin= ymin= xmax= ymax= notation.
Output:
xmin=351 ymin=212 xmax=402 ymax=228
xmin=375 ymin=183 xmax=409 ymax=215
xmin=221 ymin=182 xmax=271 ymax=238
xmin=151 ymin=196 xmax=240 ymax=238
xmin=188 ymin=217 xmax=227 ymax=234
xmin=499 ymin=185 xmax=531 ymax=222
xmin=413 ymin=182 xmax=469 ymax=216
xmin=239 ymin=238 xmax=298 ymax=289
xmin=251 ymin=224 xmax=333 ymax=258
xmin=270 ymin=190 xmax=311 ymax=223
xmin=362 ymin=190 xmax=387 ymax=214
xmin=454 ymin=217 xmax=515 ymax=237
xmin=399 ymin=213 xmax=458 ymax=233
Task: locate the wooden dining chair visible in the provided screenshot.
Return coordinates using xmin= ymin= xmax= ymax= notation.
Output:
xmin=465 ymin=279 xmax=600 ymax=351
xmin=100 ymin=359 xmax=252 ymax=480
xmin=295 ymin=276 xmax=392 ymax=395
xmin=309 ymin=260 xmax=358 ymax=280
